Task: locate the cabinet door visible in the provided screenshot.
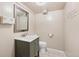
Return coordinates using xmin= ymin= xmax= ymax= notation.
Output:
xmin=30 ymin=38 xmax=39 ymax=57
xmin=15 ymin=40 xmax=30 ymax=57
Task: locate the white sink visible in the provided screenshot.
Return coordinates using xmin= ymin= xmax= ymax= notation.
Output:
xmin=15 ymin=34 xmax=39 ymax=42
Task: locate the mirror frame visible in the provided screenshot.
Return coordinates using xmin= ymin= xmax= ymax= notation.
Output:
xmin=13 ymin=4 xmax=29 ymax=33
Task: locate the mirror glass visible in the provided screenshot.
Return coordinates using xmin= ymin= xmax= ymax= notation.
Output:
xmin=14 ymin=5 xmax=29 ymax=32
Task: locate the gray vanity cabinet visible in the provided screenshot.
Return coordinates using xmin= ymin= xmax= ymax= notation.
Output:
xmin=15 ymin=38 xmax=39 ymax=57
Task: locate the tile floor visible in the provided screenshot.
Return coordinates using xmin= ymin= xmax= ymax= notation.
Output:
xmin=39 ymin=48 xmax=66 ymax=57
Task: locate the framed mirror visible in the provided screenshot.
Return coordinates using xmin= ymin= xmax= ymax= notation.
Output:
xmin=14 ymin=4 xmax=29 ymax=32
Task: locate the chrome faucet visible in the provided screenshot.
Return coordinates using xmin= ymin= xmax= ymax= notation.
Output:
xmin=21 ymin=33 xmax=28 ymax=37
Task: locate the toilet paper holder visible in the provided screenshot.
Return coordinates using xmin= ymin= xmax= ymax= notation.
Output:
xmin=48 ymin=33 xmax=54 ymax=38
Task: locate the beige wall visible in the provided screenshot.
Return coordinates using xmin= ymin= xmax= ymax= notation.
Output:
xmin=0 ymin=2 xmax=35 ymax=57
xmin=64 ymin=2 xmax=79 ymax=56
xmin=35 ymin=10 xmax=64 ymax=51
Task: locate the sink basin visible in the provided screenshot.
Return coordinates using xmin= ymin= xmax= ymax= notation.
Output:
xmin=15 ymin=34 xmax=39 ymax=42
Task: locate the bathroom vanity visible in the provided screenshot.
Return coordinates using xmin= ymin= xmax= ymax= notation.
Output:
xmin=15 ymin=34 xmax=39 ymax=57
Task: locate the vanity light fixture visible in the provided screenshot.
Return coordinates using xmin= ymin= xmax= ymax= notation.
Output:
xmin=42 ymin=9 xmax=48 ymax=15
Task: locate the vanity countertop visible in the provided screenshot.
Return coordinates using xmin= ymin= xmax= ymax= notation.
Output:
xmin=14 ymin=34 xmax=39 ymax=42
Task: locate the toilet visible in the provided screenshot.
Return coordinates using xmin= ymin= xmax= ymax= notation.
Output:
xmin=39 ymin=41 xmax=47 ymax=52
xmin=39 ymin=41 xmax=49 ymax=57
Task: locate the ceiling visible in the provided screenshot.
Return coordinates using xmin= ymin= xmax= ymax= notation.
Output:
xmin=22 ymin=2 xmax=65 ymax=14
